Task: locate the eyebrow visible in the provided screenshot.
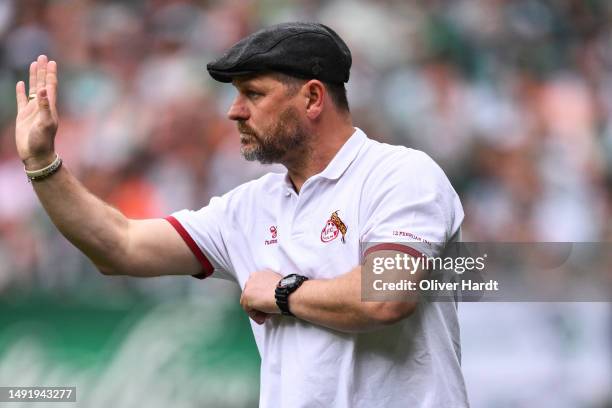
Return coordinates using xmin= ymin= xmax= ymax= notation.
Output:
xmin=233 ymin=75 xmax=262 ymax=87
xmin=233 ymin=74 xmax=282 ymax=90
xmin=235 ymin=81 xmax=261 ymax=90
xmin=235 ymin=80 xmax=282 ymax=96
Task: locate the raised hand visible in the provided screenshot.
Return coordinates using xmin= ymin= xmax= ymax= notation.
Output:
xmin=15 ymin=55 xmax=59 ymax=170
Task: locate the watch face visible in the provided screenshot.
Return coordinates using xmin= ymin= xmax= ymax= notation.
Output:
xmin=281 ymin=275 xmax=298 ymax=286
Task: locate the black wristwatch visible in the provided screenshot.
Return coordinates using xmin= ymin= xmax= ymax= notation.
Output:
xmin=275 ymin=274 xmax=309 ymax=316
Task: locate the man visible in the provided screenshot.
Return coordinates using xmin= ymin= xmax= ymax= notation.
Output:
xmin=15 ymin=22 xmax=468 ymax=407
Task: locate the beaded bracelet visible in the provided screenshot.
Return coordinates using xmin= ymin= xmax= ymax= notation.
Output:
xmin=24 ymin=154 xmax=63 ymax=182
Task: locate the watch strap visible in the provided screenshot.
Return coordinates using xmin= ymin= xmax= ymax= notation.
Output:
xmin=275 ymin=274 xmax=308 ymax=316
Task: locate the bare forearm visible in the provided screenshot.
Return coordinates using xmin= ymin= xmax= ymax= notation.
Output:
xmin=289 ymin=267 xmax=415 ymax=333
xmin=31 ymin=164 xmax=129 ymax=271
xmin=290 ymin=279 xmax=376 ymax=332
xmin=15 ymin=57 xmax=130 ymax=272
xmin=15 ymin=57 xmax=201 ymax=277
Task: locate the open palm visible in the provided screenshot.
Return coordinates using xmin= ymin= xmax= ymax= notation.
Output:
xmin=15 ymin=55 xmax=59 ymax=168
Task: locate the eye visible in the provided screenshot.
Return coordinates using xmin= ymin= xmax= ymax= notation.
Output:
xmin=245 ymin=90 xmax=263 ymax=100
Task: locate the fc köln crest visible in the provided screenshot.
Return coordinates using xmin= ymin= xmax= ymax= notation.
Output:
xmin=321 ymin=210 xmax=348 ymax=243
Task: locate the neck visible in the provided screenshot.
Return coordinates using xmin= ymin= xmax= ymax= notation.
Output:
xmin=285 ymin=116 xmax=354 ymax=193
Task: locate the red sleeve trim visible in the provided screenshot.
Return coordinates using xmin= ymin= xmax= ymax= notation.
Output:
xmin=363 ymin=243 xmax=426 ymax=259
xmin=165 ymin=216 xmax=214 ymax=279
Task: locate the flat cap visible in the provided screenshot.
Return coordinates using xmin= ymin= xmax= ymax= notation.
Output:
xmin=207 ymin=22 xmax=352 ymax=84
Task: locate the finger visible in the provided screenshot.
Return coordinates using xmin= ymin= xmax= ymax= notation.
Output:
xmin=46 ymin=61 xmax=58 ymax=114
xmin=256 ymin=311 xmax=269 ymax=323
xmin=249 ymin=310 xmax=268 ymax=325
xmin=37 ymin=88 xmax=53 ymax=122
xmin=36 ymin=55 xmax=48 ymax=96
xmin=16 ymin=81 xmax=27 ymax=111
xmin=240 ymin=294 xmax=254 ymax=313
xmin=28 ymin=61 xmax=37 ymax=97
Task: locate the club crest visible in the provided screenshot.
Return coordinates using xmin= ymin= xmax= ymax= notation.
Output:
xmin=320 ymin=210 xmax=348 ymax=243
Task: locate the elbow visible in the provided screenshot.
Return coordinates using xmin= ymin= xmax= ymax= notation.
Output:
xmin=366 ymin=301 xmax=417 ymax=326
xmin=95 ymin=262 xmax=125 ymax=276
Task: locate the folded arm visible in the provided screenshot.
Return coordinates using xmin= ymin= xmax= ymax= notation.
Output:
xmin=240 ymin=249 xmax=422 ymax=333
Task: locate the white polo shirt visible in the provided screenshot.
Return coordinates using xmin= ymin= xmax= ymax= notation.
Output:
xmin=167 ymin=128 xmax=468 ymax=408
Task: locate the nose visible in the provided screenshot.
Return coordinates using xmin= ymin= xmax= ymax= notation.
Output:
xmin=227 ymin=95 xmax=249 ymax=121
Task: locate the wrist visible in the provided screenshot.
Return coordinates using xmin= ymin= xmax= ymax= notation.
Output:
xmin=22 ymin=152 xmax=57 ymax=171
xmin=275 ymin=274 xmax=309 ymax=316
xmin=24 ymin=153 xmax=63 ymax=182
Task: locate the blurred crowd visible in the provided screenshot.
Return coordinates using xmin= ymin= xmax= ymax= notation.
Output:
xmin=0 ymin=0 xmax=611 ymax=288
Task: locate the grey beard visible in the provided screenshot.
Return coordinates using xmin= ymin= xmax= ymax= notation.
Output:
xmin=239 ymin=108 xmax=309 ymax=164
xmin=241 ymin=140 xmax=294 ymax=164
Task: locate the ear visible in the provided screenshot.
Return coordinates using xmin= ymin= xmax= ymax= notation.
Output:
xmin=302 ymin=80 xmax=325 ymax=120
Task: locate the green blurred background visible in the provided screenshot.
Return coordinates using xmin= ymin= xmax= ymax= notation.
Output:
xmin=0 ymin=280 xmax=261 ymax=407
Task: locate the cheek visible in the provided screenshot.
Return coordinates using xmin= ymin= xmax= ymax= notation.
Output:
xmin=246 ymin=110 xmax=266 ymax=131
xmin=252 ymin=116 xmax=275 ymax=138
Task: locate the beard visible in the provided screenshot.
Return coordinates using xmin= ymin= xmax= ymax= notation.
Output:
xmin=237 ymin=107 xmax=309 ymax=164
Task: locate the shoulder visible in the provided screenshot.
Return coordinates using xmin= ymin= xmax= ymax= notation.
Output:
xmin=357 ymin=138 xmax=464 ymax=242
xmin=360 ymin=139 xmax=450 ymax=192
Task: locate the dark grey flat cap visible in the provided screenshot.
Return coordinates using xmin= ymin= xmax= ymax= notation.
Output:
xmin=207 ymin=22 xmax=352 ymax=84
